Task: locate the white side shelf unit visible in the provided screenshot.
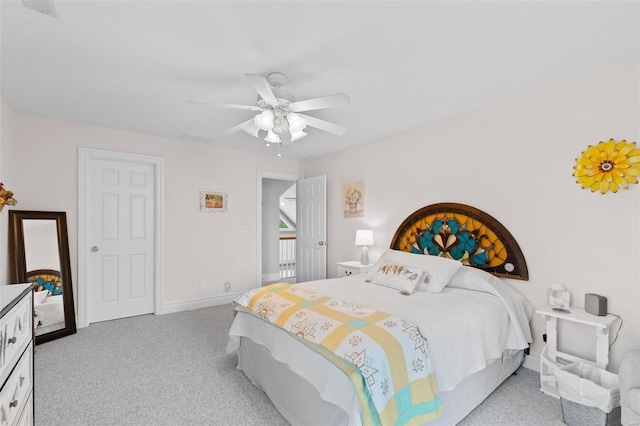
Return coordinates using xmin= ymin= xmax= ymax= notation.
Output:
xmin=536 ymin=305 xmax=619 ymax=398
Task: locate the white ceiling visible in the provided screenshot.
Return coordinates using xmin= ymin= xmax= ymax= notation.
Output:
xmin=1 ymin=1 xmax=638 ymax=159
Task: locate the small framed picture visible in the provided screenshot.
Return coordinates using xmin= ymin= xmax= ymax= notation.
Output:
xmin=200 ymin=190 xmax=228 ymax=213
xmin=343 ymin=181 xmax=365 ymax=218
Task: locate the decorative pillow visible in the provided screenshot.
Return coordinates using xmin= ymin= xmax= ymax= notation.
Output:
xmin=371 ymin=249 xmax=462 ymax=293
xmin=33 ymin=289 xmax=50 ymax=305
xmin=370 ymin=262 xmax=425 ymax=294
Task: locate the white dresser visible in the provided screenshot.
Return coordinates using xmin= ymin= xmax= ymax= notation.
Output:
xmin=0 ymin=284 xmax=34 ymax=426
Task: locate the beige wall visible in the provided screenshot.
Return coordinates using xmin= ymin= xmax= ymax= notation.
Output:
xmin=0 ymin=97 xmax=18 ymax=280
xmin=0 ymin=104 xmax=302 ymax=307
xmin=303 ymin=61 xmax=640 ymax=371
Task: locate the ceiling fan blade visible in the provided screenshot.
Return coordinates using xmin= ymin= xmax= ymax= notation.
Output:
xmin=221 ymin=119 xmax=259 ymax=136
xmin=288 ymin=93 xmax=350 ymax=113
xmin=188 ymin=100 xmax=262 ymax=111
xmin=299 ymin=114 xmax=347 ymax=136
xmin=244 ymin=73 xmax=279 ymax=106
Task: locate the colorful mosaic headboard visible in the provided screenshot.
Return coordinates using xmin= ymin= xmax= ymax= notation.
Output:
xmin=390 ymin=203 xmax=529 ymax=280
xmin=26 ymin=269 xmax=63 ymax=296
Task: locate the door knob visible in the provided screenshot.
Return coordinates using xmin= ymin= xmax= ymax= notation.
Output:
xmin=91 ymin=246 xmax=99 ymax=252
xmin=318 ymin=241 xmax=327 ymax=246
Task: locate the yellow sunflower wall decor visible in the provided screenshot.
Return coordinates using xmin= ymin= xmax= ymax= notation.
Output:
xmin=573 ymin=139 xmax=640 ymax=194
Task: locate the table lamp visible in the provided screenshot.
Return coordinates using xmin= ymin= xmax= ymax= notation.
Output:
xmin=355 ymin=229 xmax=374 ymax=265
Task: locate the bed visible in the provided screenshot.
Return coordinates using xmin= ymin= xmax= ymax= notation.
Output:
xmin=28 ymin=269 xmax=66 ymax=334
xmin=227 ymin=203 xmax=533 ymax=425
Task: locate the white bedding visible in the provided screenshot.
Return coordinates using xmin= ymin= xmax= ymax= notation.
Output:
xmin=237 ymin=336 xmax=524 ymax=426
xmin=227 ymin=265 xmax=533 ymax=424
xmin=34 ymin=294 xmax=65 ymax=330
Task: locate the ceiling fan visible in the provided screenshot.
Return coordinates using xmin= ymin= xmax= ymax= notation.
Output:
xmin=189 ymin=72 xmax=350 ymax=152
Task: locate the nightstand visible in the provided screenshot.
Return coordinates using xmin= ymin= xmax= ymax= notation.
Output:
xmin=337 ymin=261 xmax=373 ymax=277
xmin=536 ymin=305 xmax=619 ymax=398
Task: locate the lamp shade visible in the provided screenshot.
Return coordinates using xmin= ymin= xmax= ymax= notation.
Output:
xmin=290 ymin=128 xmax=307 ymax=142
xmin=265 ymin=129 xmax=281 ymax=143
xmin=241 ymin=120 xmax=260 ymax=138
xmin=287 ymin=112 xmax=307 ymax=132
xmin=254 ymin=110 xmax=274 ymax=130
xmin=355 ymin=229 xmax=374 ymax=246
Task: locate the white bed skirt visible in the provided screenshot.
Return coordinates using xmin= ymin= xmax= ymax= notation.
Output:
xmin=237 ymin=336 xmax=524 ymax=426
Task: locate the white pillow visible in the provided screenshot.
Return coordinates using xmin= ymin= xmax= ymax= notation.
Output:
xmin=370 ymin=262 xmax=425 ymax=294
xmin=33 ymin=289 xmax=50 ymax=305
xmin=371 ymin=249 xmax=462 ymax=293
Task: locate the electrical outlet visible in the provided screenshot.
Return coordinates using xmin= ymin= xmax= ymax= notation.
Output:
xmin=225 ymin=281 xmax=231 ymax=292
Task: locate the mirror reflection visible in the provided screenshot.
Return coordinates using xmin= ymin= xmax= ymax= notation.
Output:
xmin=23 ymin=219 xmax=66 ymax=335
xmin=9 ymin=210 xmax=76 ymax=344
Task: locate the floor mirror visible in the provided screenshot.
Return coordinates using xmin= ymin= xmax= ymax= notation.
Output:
xmin=9 ymin=210 xmax=77 ymax=344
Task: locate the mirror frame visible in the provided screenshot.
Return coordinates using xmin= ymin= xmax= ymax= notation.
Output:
xmin=8 ymin=210 xmax=77 ymax=344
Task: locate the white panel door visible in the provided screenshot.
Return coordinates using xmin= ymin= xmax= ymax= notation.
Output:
xmin=87 ymin=159 xmax=155 ymax=323
xmin=296 ymin=175 xmax=327 ymax=282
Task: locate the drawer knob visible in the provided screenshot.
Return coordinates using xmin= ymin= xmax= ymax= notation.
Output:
xmin=7 ymin=337 xmax=17 ymax=344
xmin=9 ymin=399 xmax=18 ymax=408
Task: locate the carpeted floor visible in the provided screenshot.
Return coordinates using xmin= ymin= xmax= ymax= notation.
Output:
xmin=34 ymin=304 xmax=565 ymax=425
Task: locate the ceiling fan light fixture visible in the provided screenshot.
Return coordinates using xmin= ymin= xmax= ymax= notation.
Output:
xmin=254 ymin=110 xmax=274 ymax=130
xmin=290 ymin=128 xmax=308 ymax=142
xmin=286 ymin=112 xmax=307 ymax=132
xmin=265 ymin=130 xmax=281 ymax=144
xmin=272 ymin=123 xmax=284 ymax=134
xmin=198 ymin=72 xmax=350 ymax=157
xmin=242 ymin=120 xmax=260 ymax=138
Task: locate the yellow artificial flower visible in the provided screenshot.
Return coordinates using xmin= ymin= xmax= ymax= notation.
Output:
xmin=573 ymin=139 xmax=640 ymax=194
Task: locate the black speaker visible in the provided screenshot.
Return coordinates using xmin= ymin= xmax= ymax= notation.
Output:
xmin=585 ymin=293 xmax=607 ymax=316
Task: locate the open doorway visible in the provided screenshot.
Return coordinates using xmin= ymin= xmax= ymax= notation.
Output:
xmin=256 ymin=171 xmax=327 ymax=287
xmin=256 ymin=171 xmax=301 ymax=287
xmin=262 ymin=179 xmax=297 ymax=284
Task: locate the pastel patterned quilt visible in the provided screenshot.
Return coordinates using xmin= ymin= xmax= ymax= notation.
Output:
xmin=234 ymin=283 xmax=442 ymax=426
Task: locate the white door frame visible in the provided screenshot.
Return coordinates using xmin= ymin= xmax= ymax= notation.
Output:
xmin=77 ymin=147 xmax=164 ymax=328
xmin=256 ymin=170 xmax=302 ymax=287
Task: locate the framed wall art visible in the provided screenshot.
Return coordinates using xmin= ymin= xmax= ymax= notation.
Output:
xmin=343 ymin=181 xmax=364 ymax=218
xmin=200 ymin=190 xmax=228 ymax=212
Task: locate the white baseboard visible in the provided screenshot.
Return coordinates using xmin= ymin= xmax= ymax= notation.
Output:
xmin=160 ymin=292 xmax=244 ymax=315
xmin=523 ymin=353 xmax=540 ymax=372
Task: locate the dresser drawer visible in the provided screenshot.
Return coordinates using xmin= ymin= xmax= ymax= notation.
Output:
xmin=15 ymin=390 xmax=32 ymax=426
xmin=0 ymin=295 xmax=32 ymax=387
xmin=0 ymin=342 xmax=33 ymax=425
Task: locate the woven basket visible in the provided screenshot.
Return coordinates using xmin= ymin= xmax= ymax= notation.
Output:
xmin=561 ymin=398 xmax=622 ymax=426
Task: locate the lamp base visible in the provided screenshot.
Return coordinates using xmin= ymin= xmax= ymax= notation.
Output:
xmin=360 ymin=246 xmax=369 ymax=265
